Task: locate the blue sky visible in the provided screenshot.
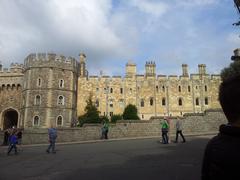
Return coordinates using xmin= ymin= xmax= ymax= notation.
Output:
xmin=0 ymin=0 xmax=239 ymax=76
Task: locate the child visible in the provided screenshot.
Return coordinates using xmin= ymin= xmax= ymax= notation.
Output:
xmin=7 ymin=133 xmax=18 ymax=155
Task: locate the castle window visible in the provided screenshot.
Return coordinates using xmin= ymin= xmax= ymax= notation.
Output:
xmin=17 ymin=84 xmax=21 ymax=90
xmin=7 ymin=84 xmax=11 ymax=90
xmin=110 ymin=112 xmax=113 ymax=117
xmin=196 ymin=98 xmax=199 ymax=106
xmin=57 ymin=95 xmax=65 ymax=105
xmin=150 ymin=98 xmax=154 ymax=106
xmin=120 ymin=88 xmax=123 ymax=94
xmin=156 ymin=86 xmax=159 ymax=92
xmin=205 ymin=97 xmax=208 ymax=105
xmin=110 ymin=88 xmax=113 ymax=93
xmin=37 ymin=78 xmax=42 ymax=87
xmin=59 ymin=79 xmax=64 ymax=88
xmin=96 ymin=88 xmax=99 ymax=92
xmin=130 ymin=88 xmax=132 ymax=92
xmin=188 ymin=86 xmax=191 ymax=92
xmin=109 ymin=99 xmax=113 ymax=108
xmin=35 ymin=95 xmax=41 ymax=105
xmin=205 ymin=85 xmax=208 ymax=92
xmin=162 ymin=98 xmax=166 ymax=106
xmin=96 ymin=99 xmax=99 ymax=107
xmin=196 ymin=86 xmax=198 ymax=90
xmin=56 ymin=115 xmax=63 ymax=127
xmin=178 ymin=86 xmax=181 ymax=92
xmin=178 ymin=98 xmax=183 ymax=106
xmin=140 ymin=99 xmax=144 ymax=107
xmin=162 ymin=86 xmax=165 ymax=92
xmin=33 ymin=116 xmax=40 ymax=126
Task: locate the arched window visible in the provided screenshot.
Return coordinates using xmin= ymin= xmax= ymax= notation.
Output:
xmin=178 ymin=86 xmax=181 ymax=92
xmin=156 ymin=86 xmax=159 ymax=92
xmin=57 ymin=95 xmax=65 ymax=105
xmin=33 ymin=116 xmax=40 ymax=126
xmin=120 ymin=88 xmax=123 ymax=94
xmin=119 ymin=99 xmax=124 ymax=108
xmin=141 ymin=99 xmax=144 ymax=107
xmin=178 ymin=98 xmax=183 ymax=106
xmin=96 ymin=99 xmax=99 ymax=107
xmin=56 ymin=116 xmax=63 ymax=127
xmin=110 ymin=88 xmax=113 ymax=93
xmin=162 ymin=86 xmax=165 ymax=92
xmin=109 ymin=99 xmax=113 ymax=108
xmin=17 ymin=84 xmax=21 ymax=90
xmin=205 ymin=97 xmax=208 ymax=105
xmin=7 ymin=84 xmax=11 ymax=90
xmin=35 ymin=95 xmax=41 ymax=105
xmin=150 ymin=98 xmax=154 ymax=106
xmin=37 ymin=78 xmax=42 ymax=87
xmin=188 ymin=86 xmax=191 ymax=92
xmin=162 ymin=98 xmax=166 ymax=106
xmin=205 ymin=85 xmax=208 ymax=92
xmin=59 ymin=79 xmax=64 ymax=88
xmin=196 ymin=98 xmax=199 ymax=106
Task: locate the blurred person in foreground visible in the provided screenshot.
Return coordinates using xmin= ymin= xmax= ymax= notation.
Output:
xmin=201 ymin=59 xmax=240 ymax=179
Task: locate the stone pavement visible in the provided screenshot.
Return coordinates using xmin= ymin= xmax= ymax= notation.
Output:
xmin=0 ymin=135 xmax=214 ymax=180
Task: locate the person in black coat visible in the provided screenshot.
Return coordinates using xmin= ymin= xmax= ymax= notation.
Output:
xmin=201 ymin=75 xmax=240 ymax=180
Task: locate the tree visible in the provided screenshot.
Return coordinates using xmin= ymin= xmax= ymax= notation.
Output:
xmin=122 ymin=104 xmax=140 ymax=120
xmin=78 ymin=96 xmax=101 ymax=126
xmin=111 ymin=114 xmax=122 ymax=123
xmin=221 ymin=61 xmax=240 ymax=81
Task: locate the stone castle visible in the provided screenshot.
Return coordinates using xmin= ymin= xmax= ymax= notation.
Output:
xmin=0 ymin=50 xmax=226 ymax=130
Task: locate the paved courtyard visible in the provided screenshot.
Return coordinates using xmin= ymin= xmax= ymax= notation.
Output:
xmin=0 ymin=136 xmax=212 ymax=180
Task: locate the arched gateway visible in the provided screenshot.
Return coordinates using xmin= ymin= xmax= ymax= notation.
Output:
xmin=2 ymin=109 xmax=19 ymax=130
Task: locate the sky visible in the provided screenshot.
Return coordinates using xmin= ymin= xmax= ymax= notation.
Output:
xmin=0 ymin=0 xmax=239 ymax=76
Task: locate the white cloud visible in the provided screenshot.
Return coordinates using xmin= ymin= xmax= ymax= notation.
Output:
xmin=227 ymin=33 xmax=240 ymax=45
xmin=129 ymin=0 xmax=169 ymax=17
xmin=177 ymin=0 xmax=219 ymax=7
xmin=0 ymin=0 xmax=135 ymax=67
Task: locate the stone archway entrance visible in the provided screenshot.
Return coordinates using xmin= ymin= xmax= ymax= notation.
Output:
xmin=3 ymin=109 xmax=18 ymax=130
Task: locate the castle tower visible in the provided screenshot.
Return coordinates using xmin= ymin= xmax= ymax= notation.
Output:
xmin=125 ymin=61 xmax=136 ymax=77
xmin=182 ymin=64 xmax=189 ymax=77
xmin=145 ymin=61 xmax=156 ymax=77
xmin=79 ymin=53 xmax=86 ymax=77
xmin=231 ymin=48 xmax=240 ymax=61
xmin=22 ymin=53 xmax=78 ymax=128
xmin=198 ymin=64 xmax=206 ymax=75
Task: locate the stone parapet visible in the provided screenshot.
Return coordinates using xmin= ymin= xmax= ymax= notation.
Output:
xmin=0 ymin=109 xmax=227 ymax=145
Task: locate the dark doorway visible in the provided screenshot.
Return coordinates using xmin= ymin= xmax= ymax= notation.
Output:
xmin=3 ymin=110 xmax=18 ymax=130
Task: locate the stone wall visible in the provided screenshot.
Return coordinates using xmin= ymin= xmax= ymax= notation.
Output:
xmin=0 ymin=109 xmax=228 ymax=145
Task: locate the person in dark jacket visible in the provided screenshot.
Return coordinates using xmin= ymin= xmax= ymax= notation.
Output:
xmin=46 ymin=125 xmax=57 ymax=154
xmin=7 ymin=133 xmax=18 ymax=155
xmin=201 ymin=75 xmax=240 ymax=180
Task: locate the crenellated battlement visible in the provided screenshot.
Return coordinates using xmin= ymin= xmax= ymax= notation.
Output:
xmin=24 ymin=53 xmax=78 ymax=72
xmin=0 ymin=63 xmax=24 ymax=75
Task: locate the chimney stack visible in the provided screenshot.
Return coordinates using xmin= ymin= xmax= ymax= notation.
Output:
xmin=182 ymin=64 xmax=189 ymax=77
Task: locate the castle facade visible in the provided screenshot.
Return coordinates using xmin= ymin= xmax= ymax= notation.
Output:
xmin=0 ymin=52 xmax=222 ymax=129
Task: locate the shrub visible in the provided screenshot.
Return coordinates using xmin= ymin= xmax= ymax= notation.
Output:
xmin=78 ymin=96 xmax=101 ymax=127
xmin=122 ymin=104 xmax=140 ymax=120
xmin=111 ymin=114 xmax=122 ymax=123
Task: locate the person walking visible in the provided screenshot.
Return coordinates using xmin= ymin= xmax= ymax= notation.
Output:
xmin=161 ymin=118 xmax=169 ymax=144
xmin=103 ymin=121 xmax=109 ymax=139
xmin=2 ymin=128 xmax=10 ymax=146
xmin=175 ymin=117 xmax=186 ymax=143
xmin=16 ymin=128 xmax=23 ymax=151
xmin=7 ymin=132 xmax=18 ymax=155
xmin=46 ymin=125 xmax=57 ymax=154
